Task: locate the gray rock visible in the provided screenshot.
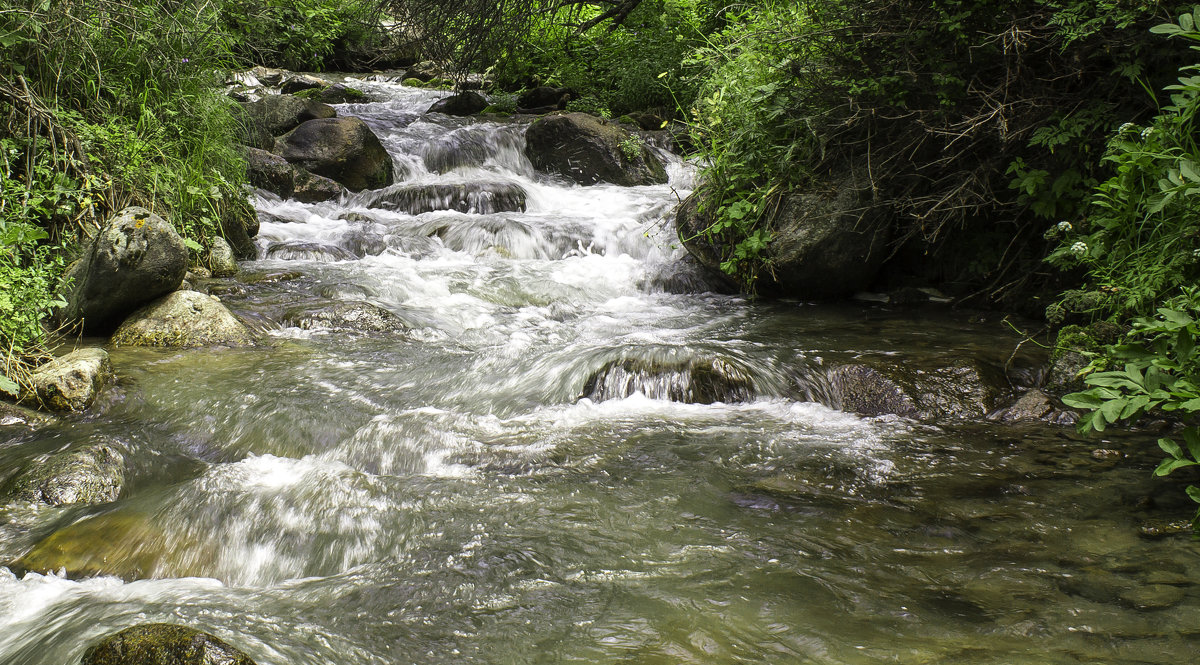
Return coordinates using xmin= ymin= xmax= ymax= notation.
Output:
xmin=276 ymin=117 xmax=394 ymax=192
xmin=5 ymin=440 xmax=125 ymax=506
xmin=825 ymin=359 xmax=1010 ymax=420
xmin=58 ymin=207 xmax=188 ymax=333
xmin=313 ymin=83 xmax=367 ymax=104
xmin=516 ymin=86 xmax=575 ymax=112
xmin=581 ymin=356 xmax=755 ymax=404
xmin=249 ymin=66 xmax=285 ymax=87
xmin=988 ymin=389 xmax=1078 ymax=425
xmin=239 ymin=94 xmax=336 ymax=137
xmin=362 ymin=182 xmax=526 ymax=215
xmin=111 ymin=291 xmax=256 ymax=348
xmin=243 ymin=146 xmax=294 ymax=198
xmin=0 ymin=400 xmax=56 ymax=428
xmin=403 ymin=61 xmax=441 ymax=82
xmin=676 ymin=169 xmax=890 ymax=298
xmin=282 ymin=301 xmax=409 ymax=334
xmin=1120 ymin=584 xmax=1186 ymax=610
xmin=524 ymin=112 xmax=667 ymax=186
xmin=427 ymin=91 xmax=488 ymax=116
xmin=219 ymin=211 xmax=259 ymax=261
xmin=292 ymin=167 xmax=343 ymax=203
xmin=21 ymin=348 xmax=112 ymax=412
xmin=280 ymin=73 xmax=326 ymax=94
xmin=81 ymin=623 xmax=257 ymax=665
xmin=208 ymin=237 xmax=239 ymax=277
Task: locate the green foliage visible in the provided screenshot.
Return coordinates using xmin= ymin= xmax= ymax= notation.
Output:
xmin=1048 ymin=11 xmax=1200 ymax=318
xmin=1065 ymin=287 xmax=1200 ymax=529
xmin=220 ymin=0 xmax=383 ymax=71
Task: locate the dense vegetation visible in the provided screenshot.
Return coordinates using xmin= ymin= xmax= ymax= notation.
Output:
xmin=3 ymin=0 xmax=1200 ymax=522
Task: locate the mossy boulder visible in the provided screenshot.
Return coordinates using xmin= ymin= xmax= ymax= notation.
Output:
xmin=58 ymin=207 xmax=188 ymax=334
xmin=112 ymin=291 xmax=256 ymax=348
xmin=21 ymin=348 xmax=113 ymax=412
xmin=523 ymin=112 xmax=667 ymax=186
xmin=292 ymin=167 xmax=343 ymax=203
xmin=516 ymin=86 xmax=575 ymax=113
xmin=5 ymin=440 xmax=124 ymax=508
xmin=275 ymin=117 xmax=394 ymax=192
xmin=243 ymin=146 xmax=294 ymax=198
xmin=677 ymin=169 xmax=891 ymax=299
xmin=81 ymin=624 xmax=257 ymax=665
xmin=207 ymin=237 xmax=239 ymax=278
xmin=1045 ymin=322 xmax=1124 ymax=394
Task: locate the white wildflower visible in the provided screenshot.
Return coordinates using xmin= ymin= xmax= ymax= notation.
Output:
xmin=1070 ymin=241 xmax=1088 ymax=258
xmin=1118 ymin=122 xmax=1136 ymax=134
xmin=1141 ymin=126 xmax=1155 ymax=141
xmin=1057 ymin=221 xmax=1072 ymax=233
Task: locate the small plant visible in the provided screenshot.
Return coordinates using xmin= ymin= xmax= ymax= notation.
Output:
xmin=617 ymin=134 xmax=644 ymax=162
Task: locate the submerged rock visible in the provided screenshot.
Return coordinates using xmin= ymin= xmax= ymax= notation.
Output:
xmin=362 ymin=182 xmax=527 ymax=215
xmin=282 ymin=301 xmax=408 ymax=334
xmin=0 ymin=400 xmax=56 ymax=428
xmin=427 ymin=91 xmax=488 ymax=116
xmin=58 ymin=207 xmax=188 ymax=333
xmin=5 ymin=440 xmax=125 ymax=507
xmin=111 ymin=291 xmax=256 ymax=348
xmin=275 ymin=117 xmax=394 ymax=192
xmin=989 ymin=389 xmax=1077 ymax=425
xmin=12 ymin=511 xmax=201 ymax=579
xmin=581 ymin=356 xmax=755 ymax=404
xmin=524 ymin=112 xmax=667 ymax=186
xmin=22 ymin=348 xmax=112 ymax=412
xmin=81 ymin=624 xmax=257 ymax=665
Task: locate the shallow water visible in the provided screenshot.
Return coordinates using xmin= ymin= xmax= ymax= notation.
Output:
xmin=1 ymin=79 xmax=1197 ymax=665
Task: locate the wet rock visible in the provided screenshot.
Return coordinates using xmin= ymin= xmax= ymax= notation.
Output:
xmin=1091 ymin=448 xmax=1123 ymax=460
xmin=581 ymin=356 xmax=755 ymax=404
xmin=1119 ymin=584 xmax=1186 ymax=610
xmin=242 ymin=146 xmax=294 ymax=198
xmin=0 ymin=400 xmax=55 ymax=428
xmin=1144 ymin=570 xmax=1192 ymax=586
xmin=292 ymin=167 xmax=343 ymax=203
xmin=342 ymin=230 xmax=387 ymax=257
xmin=1138 ymin=519 xmax=1193 ymax=538
xmin=239 ymin=270 xmax=305 ymax=285
xmin=517 ymin=86 xmax=575 ymax=113
xmin=21 ymin=348 xmax=113 ymax=412
xmin=275 ymin=117 xmax=394 ymax=192
xmin=676 ymin=169 xmax=890 ymax=298
xmin=207 ymin=237 xmax=239 ymax=277
xmin=81 ymin=624 xmax=257 ymax=665
xmin=264 ymin=242 xmax=356 ymax=262
xmin=428 ymin=91 xmax=488 ymax=116
xmin=624 ymin=111 xmax=666 ymax=131
xmin=111 ymin=291 xmax=256 ymax=348
xmin=422 ymin=133 xmax=489 ymax=173
xmin=524 ymin=112 xmax=667 ymax=186
xmin=825 ymin=359 xmax=1010 ymax=420
xmin=249 ymin=66 xmax=285 ymax=87
xmin=312 ymin=83 xmax=367 ymax=104
xmin=403 ymin=60 xmax=441 ymax=82
xmin=5 ymin=440 xmax=125 ymax=506
xmin=280 ymin=73 xmax=326 ymax=94
xmin=58 ymin=207 xmax=188 ymax=334
xmin=1044 ymin=322 xmax=1124 ymax=394
xmin=239 ymin=94 xmax=335 ymax=137
xmin=282 ymin=301 xmax=408 ymax=334
xmin=989 ymin=389 xmax=1078 ymax=425
xmin=363 ymin=182 xmax=527 ymax=215
xmin=219 ymin=207 xmax=259 ymax=261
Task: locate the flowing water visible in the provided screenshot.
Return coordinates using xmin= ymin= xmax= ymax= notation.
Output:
xmin=1 ymin=80 xmax=1198 ymax=664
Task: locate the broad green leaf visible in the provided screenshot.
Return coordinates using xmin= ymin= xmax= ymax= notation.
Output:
xmin=1187 ymin=485 xmax=1200 ymax=504
xmin=1184 ymin=428 xmax=1200 ymax=460
xmin=1182 ymin=13 xmax=1196 ymax=31
xmin=1099 ymin=399 xmax=1127 ymax=422
xmin=0 ymin=373 xmax=17 ymax=398
xmin=1159 ymin=307 xmax=1194 ymax=326
xmin=1151 ymin=23 xmax=1184 ymax=34
xmin=1160 ymin=437 xmax=1186 ymax=459
xmin=1155 ymin=457 xmax=1198 ymax=476
xmin=1061 ymin=391 xmax=1104 ymax=408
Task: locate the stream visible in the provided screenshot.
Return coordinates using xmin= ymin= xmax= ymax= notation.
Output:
xmin=1 ymin=79 xmax=1198 ymax=664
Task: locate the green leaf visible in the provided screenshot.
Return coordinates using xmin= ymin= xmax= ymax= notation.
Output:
xmin=1155 ymin=457 xmax=1198 ymax=476
xmin=1181 ymin=13 xmax=1196 ymax=31
xmin=183 ymin=238 xmax=203 ymax=253
xmin=1184 ymin=428 xmax=1200 ymax=460
xmin=0 ymin=373 xmax=17 ymax=398
xmin=1099 ymin=399 xmax=1127 ymax=422
xmin=1061 ymin=391 xmax=1104 ymax=408
xmin=1151 ymin=23 xmax=1185 ymax=35
xmin=1187 ymin=485 xmax=1200 ymax=504
xmin=1160 ymin=437 xmax=1186 ymax=459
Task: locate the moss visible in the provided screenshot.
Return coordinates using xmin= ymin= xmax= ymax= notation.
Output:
xmin=401 ymin=77 xmax=425 ymax=87
xmin=292 ymin=87 xmax=325 ymax=100
xmin=1045 ymin=289 xmax=1113 ymax=325
xmin=81 ymin=623 xmax=256 ymax=665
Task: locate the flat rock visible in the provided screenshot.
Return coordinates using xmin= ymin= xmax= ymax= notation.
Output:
xmin=111 ymin=291 xmax=256 ymax=348
xmin=282 ymin=301 xmax=409 ymax=334
xmin=22 ymin=348 xmax=113 ymax=412
xmin=5 ymin=440 xmax=125 ymax=506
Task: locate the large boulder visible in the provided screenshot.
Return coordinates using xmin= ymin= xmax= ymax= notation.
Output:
xmin=238 ymin=94 xmax=336 ymax=137
xmin=580 ymin=356 xmax=756 ymax=404
xmin=275 ymin=117 xmax=394 ymax=192
xmin=523 ymin=112 xmax=667 ymax=186
xmin=21 ymin=348 xmax=112 ymax=412
xmin=676 ymin=170 xmax=891 ymax=298
xmin=243 ymin=146 xmax=294 ymax=198
xmin=219 ymin=204 xmax=260 ymax=261
xmin=427 ymin=91 xmax=488 ymax=116
xmin=280 ymin=73 xmax=326 ymax=94
xmin=59 ymin=207 xmax=187 ymax=333
xmin=516 ymin=86 xmax=575 ymax=113
xmin=81 ymin=624 xmax=257 ymax=665
xmin=292 ymin=167 xmax=343 ymax=203
xmin=111 ymin=291 xmax=256 ymax=348
xmin=4 ymin=440 xmax=125 ymax=507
